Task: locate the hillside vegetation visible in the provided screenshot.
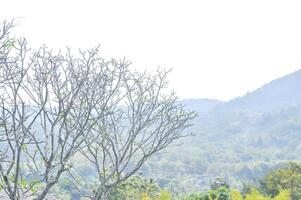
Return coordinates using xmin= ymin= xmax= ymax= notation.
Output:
xmin=142 ymin=70 xmax=301 ymax=193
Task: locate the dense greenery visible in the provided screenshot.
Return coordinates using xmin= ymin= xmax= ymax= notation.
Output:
xmin=259 ymin=162 xmax=301 ymax=200
xmin=142 ymin=105 xmax=301 ymax=192
xmin=185 ymin=162 xmax=301 ymax=200
xmin=138 ymin=70 xmax=301 ymax=193
xmin=86 ymin=163 xmax=299 ymax=200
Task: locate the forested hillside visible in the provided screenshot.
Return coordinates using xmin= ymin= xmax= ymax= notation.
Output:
xmin=142 ymin=69 xmax=301 ymax=193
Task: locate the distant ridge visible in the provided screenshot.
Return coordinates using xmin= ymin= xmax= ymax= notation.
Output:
xmin=148 ymin=69 xmax=301 ymax=191
xmin=222 ymin=69 xmax=301 ymax=112
xmin=183 ymin=69 xmax=301 ymax=113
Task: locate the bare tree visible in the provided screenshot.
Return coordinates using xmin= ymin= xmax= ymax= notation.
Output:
xmin=75 ymin=68 xmax=196 ymax=200
xmin=0 ymin=20 xmax=196 ymax=200
xmin=0 ymin=19 xmax=36 ymax=199
xmin=25 ymin=47 xmax=99 ymax=199
xmin=0 ymin=19 xmax=17 ymax=83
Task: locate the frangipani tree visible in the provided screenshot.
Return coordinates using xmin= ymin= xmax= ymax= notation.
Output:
xmin=0 ymin=20 xmax=196 ymax=200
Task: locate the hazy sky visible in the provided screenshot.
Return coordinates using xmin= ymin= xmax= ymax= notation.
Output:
xmin=2 ymin=0 xmax=301 ymax=101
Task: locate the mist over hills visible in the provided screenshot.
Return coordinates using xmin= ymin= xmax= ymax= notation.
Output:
xmin=222 ymin=70 xmax=301 ymax=112
xmin=144 ymin=69 xmax=301 ymax=192
xmin=181 ymin=98 xmax=223 ymax=114
xmin=187 ymin=69 xmax=301 ymax=113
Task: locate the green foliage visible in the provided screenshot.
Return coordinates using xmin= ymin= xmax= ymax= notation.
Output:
xmin=109 ymin=176 xmax=160 ymax=200
xmin=108 ymin=177 xmax=175 ymax=200
xmin=141 ymin=192 xmax=151 ymax=200
xmin=159 ymin=190 xmax=172 ymax=200
xmin=20 ymin=178 xmax=27 ymax=189
xmin=244 ymin=188 xmax=290 ymax=200
xmin=185 ymin=187 xmax=291 ymax=200
xmin=245 ymin=188 xmax=270 ymax=200
xmin=143 ymin=105 xmax=301 ymax=193
xmin=230 ymin=189 xmax=243 ymax=200
xmin=185 ymin=192 xmax=210 ymax=200
xmin=241 ymin=183 xmax=252 ymax=198
xmin=3 ymin=38 xmax=15 ymax=48
xmin=273 ymin=190 xmax=290 ymax=200
xmin=185 ymin=186 xmax=231 ymax=200
xmin=259 ymin=162 xmax=301 ymax=199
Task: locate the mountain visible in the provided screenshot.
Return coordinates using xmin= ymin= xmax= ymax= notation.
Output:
xmin=145 ymin=69 xmax=301 ymax=192
xmin=217 ymin=69 xmax=301 ymax=112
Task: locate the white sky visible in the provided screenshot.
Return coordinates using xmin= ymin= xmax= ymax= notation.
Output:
xmin=2 ymin=0 xmax=301 ymax=101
